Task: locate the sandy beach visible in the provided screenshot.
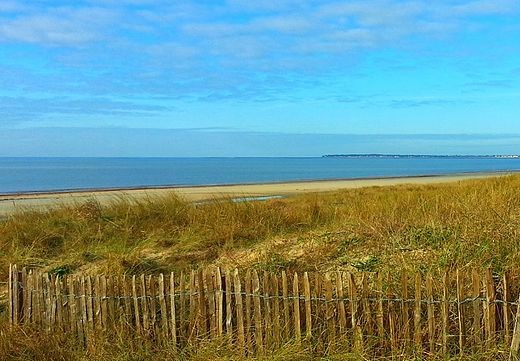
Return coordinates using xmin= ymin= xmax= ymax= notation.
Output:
xmin=0 ymin=172 xmax=512 ymax=216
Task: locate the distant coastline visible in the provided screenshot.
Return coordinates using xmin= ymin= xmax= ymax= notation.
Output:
xmin=323 ymin=154 xmax=520 ymax=159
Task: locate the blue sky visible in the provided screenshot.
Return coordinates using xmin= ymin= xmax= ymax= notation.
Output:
xmin=1 ymin=0 xmax=519 ymax=156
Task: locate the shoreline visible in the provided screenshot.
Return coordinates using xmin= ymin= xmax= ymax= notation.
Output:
xmin=0 ymin=171 xmax=516 ymax=216
xmin=0 ymin=169 xmax=516 ymax=198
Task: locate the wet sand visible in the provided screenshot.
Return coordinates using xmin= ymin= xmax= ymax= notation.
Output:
xmin=0 ymin=172 xmax=513 ymax=216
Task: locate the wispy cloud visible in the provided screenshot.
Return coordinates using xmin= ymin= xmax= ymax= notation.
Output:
xmin=0 ymin=6 xmax=118 ymax=46
xmin=0 ymin=0 xmax=519 ymax=127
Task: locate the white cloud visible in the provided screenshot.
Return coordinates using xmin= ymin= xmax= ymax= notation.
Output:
xmin=0 ymin=6 xmax=118 ymax=46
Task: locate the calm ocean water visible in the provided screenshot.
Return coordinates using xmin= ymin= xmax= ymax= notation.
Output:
xmin=0 ymin=157 xmax=519 ymax=194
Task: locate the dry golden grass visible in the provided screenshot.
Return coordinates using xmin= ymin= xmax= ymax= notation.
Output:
xmin=1 ymin=174 xmax=520 ymax=280
xmin=1 ymin=175 xmax=520 ymax=359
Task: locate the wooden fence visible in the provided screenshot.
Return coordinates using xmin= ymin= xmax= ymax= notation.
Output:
xmin=6 ymin=264 xmax=520 ymax=357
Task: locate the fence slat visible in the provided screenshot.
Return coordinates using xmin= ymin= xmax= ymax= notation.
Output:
xmin=457 ymin=269 xmax=465 ymax=352
xmin=510 ymin=292 xmax=520 ymax=358
xmin=132 ymin=275 xmax=141 ymax=333
xmin=101 ymin=275 xmax=108 ymax=330
xmin=93 ymin=276 xmax=100 ymax=331
xmin=426 ymin=275 xmax=435 ymax=354
xmin=484 ymin=268 xmax=496 ymax=345
xmin=224 ymin=269 xmax=232 ymax=342
xmin=336 ymin=271 xmax=347 ymax=336
xmin=503 ymin=272 xmax=511 ymax=345
xmin=107 ymin=276 xmax=116 ymax=328
xmin=21 ymin=268 xmax=27 ymax=324
xmin=79 ymin=276 xmax=87 ymax=337
xmin=376 ymin=273 xmax=385 ymax=349
xmin=252 ymin=270 xmax=264 ymax=353
xmin=304 ymin=272 xmax=312 ymax=340
xmin=362 ymin=274 xmax=372 ymax=338
xmin=234 ymin=269 xmax=245 ymax=352
xmin=472 ymin=270 xmax=482 ymax=345
xmin=245 ymin=271 xmax=253 ymax=353
xmin=272 ymin=273 xmax=281 ymax=347
xmin=401 ymin=272 xmax=410 ymax=346
xmin=282 ymin=271 xmax=290 ymax=341
xmin=148 ymin=275 xmax=157 ymax=335
xmin=179 ymin=271 xmax=187 ymax=342
xmin=8 ymin=264 xmax=13 ymax=326
xmin=13 ymin=265 xmax=19 ymax=325
xmin=188 ymin=270 xmax=197 ymax=344
xmin=55 ymin=275 xmax=62 ymax=329
xmin=263 ymin=271 xmax=272 ymax=349
xmin=26 ymin=271 xmax=34 ymax=325
xmin=387 ymin=275 xmax=397 ymax=355
xmin=198 ymin=270 xmax=208 ymax=339
xmin=414 ymin=273 xmax=422 ymax=353
xmin=324 ymin=274 xmax=335 ymax=346
xmin=86 ymin=276 xmax=94 ymax=332
xmin=67 ymin=276 xmax=76 ymax=333
xmin=205 ymin=270 xmax=216 ymax=338
xmin=169 ymin=272 xmax=178 ymax=348
xmin=215 ymin=268 xmax=223 ymax=338
xmin=349 ymin=272 xmax=362 ymax=352
xmin=158 ymin=274 xmax=169 ymax=342
xmin=122 ymin=275 xmax=131 ymax=328
xmin=293 ymin=272 xmax=302 ymax=344
xmin=441 ymin=271 xmax=449 ymax=355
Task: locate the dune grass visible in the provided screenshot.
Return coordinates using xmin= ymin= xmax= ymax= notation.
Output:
xmin=1 ymin=174 xmax=520 ymax=281
xmin=1 ymin=174 xmax=520 ymax=359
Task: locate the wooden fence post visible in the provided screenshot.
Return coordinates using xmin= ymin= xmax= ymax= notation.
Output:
xmin=293 ymin=272 xmax=301 ymax=344
xmin=272 ymin=273 xmax=281 ymax=347
xmin=362 ymin=274 xmax=373 ymax=339
xmin=8 ymin=264 xmax=13 ymax=326
xmin=349 ymin=272 xmax=363 ymax=352
xmin=336 ymin=271 xmax=347 ymax=337
xmin=472 ymin=270 xmax=482 ymax=345
xmin=224 ymin=269 xmax=232 ymax=343
xmin=205 ymin=271 xmax=216 ymax=338
xmin=387 ymin=275 xmax=397 ymax=355
xmin=441 ymin=271 xmax=449 ymax=355
xmin=132 ymin=275 xmax=141 ymax=334
xmin=426 ymin=274 xmax=435 ymax=355
xmin=282 ymin=271 xmax=290 ymax=341
xmin=484 ymin=268 xmax=496 ymax=345
xmin=414 ymin=273 xmax=422 ymax=353
xmin=376 ymin=273 xmax=385 ymax=349
xmin=401 ymin=272 xmax=410 ymax=347
xmin=215 ymin=268 xmax=223 ymax=338
xmin=504 ymin=272 xmax=511 ymax=345
xmin=13 ymin=264 xmax=19 ymax=325
xmin=245 ymin=271 xmax=252 ymax=352
xmin=169 ymin=272 xmax=178 ymax=348
xmin=158 ymin=274 xmax=169 ymax=341
xmin=509 ymin=293 xmax=520 ymax=359
xmin=323 ymin=274 xmax=335 ymax=346
xmin=304 ymin=272 xmax=312 ymax=340
xmin=198 ymin=269 xmax=208 ymax=339
xmin=252 ymin=270 xmax=264 ymax=353
xmin=263 ymin=271 xmax=272 ymax=348
xmin=234 ymin=269 xmax=245 ymax=352
xmin=456 ymin=269 xmax=465 ymax=353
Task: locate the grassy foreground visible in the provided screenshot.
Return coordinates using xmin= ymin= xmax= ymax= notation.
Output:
xmin=1 ymin=174 xmax=520 ymax=359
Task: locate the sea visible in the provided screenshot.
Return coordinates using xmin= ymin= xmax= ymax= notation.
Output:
xmin=1 ymin=157 xmax=519 ymax=194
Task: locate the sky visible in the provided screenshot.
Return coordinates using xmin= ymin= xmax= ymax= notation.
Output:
xmin=0 ymin=0 xmax=519 ymax=156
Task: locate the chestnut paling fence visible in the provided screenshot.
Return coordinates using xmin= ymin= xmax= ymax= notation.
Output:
xmin=6 ymin=264 xmax=520 ymax=357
